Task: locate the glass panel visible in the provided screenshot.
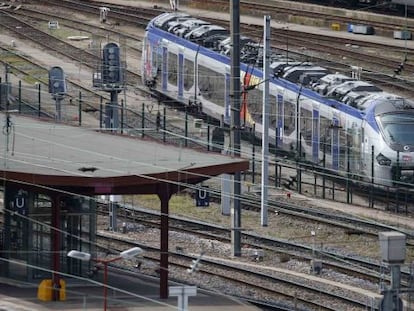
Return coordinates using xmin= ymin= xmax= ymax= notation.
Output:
xmin=379 ymin=113 xmax=414 ymax=145
xmin=300 ymin=107 xmax=312 ymax=148
xmin=168 ymin=52 xmax=178 ymax=85
xmin=283 ymin=101 xmax=296 ymax=136
xmin=198 ymin=64 xmax=225 ymax=106
xmin=184 ymin=58 xmax=194 ymax=91
xmin=320 ymin=116 xmax=332 ymax=155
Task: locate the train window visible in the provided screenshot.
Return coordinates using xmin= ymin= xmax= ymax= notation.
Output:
xmin=378 ymin=113 xmax=414 ymax=146
xmin=168 ymin=52 xmax=178 ymax=85
xmin=184 ymin=58 xmax=194 ymax=91
xmin=198 ymin=64 xmax=225 ymax=106
xmin=154 ymin=48 xmax=162 ymax=84
xmin=151 ymin=50 xmax=157 ymax=73
xmin=300 ymin=107 xmax=312 ymax=149
xmin=320 ymin=116 xmax=332 ymax=155
xmin=283 ymin=100 xmax=295 ymax=137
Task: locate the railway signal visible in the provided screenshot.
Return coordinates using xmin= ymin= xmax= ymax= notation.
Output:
xmin=48 ymin=66 xmax=67 ymax=121
xmin=102 ymin=42 xmax=122 ymax=86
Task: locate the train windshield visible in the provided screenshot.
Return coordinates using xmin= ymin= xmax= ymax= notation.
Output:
xmin=378 ymin=113 xmax=414 ymax=146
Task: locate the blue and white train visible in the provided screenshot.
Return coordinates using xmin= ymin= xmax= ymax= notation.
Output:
xmin=142 ymin=12 xmax=414 ymax=187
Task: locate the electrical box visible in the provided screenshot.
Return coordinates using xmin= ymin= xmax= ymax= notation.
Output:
xmin=394 ymin=30 xmax=411 ymax=40
xmin=379 ymin=231 xmax=406 ymax=264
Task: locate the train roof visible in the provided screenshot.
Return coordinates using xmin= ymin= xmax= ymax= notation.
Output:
xmin=147 ymin=13 xmax=406 ymax=119
xmin=185 ymin=24 xmax=228 ymax=41
xmin=318 ymin=73 xmax=354 ymax=85
xmin=373 ymin=95 xmax=414 ymax=115
xmin=153 ymin=12 xmax=190 ymax=30
xmin=327 ymin=80 xmax=382 ymax=98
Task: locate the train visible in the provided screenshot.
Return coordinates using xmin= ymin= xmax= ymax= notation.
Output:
xmin=141 ymin=12 xmax=414 ymax=187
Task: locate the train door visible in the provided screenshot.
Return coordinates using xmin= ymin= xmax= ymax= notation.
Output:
xmin=300 ymin=104 xmax=312 ymax=159
xmin=360 ymin=122 xmax=370 ymax=177
xmin=162 ymin=46 xmax=168 ymax=91
xmin=178 ymin=50 xmax=184 ymax=99
xmin=332 ymin=116 xmax=340 ymax=170
xmin=312 ymin=109 xmax=320 ymax=163
xmin=338 ymin=115 xmax=348 ymax=171
xmin=319 ymin=113 xmax=332 ymax=167
xmin=345 ymin=123 xmax=361 ymax=175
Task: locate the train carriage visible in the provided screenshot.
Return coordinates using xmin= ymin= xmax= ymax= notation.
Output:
xmin=142 ymin=12 xmax=414 ymax=187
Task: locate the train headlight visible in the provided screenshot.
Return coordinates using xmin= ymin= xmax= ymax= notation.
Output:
xmin=376 ymin=153 xmax=392 ymax=166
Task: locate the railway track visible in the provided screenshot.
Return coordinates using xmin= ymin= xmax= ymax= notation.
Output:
xmin=38 ymin=0 xmax=414 ymax=98
xmin=97 ymin=231 xmax=383 ymax=310
xmin=1 ymin=1 xmax=414 ymax=309
xmin=2 ymin=0 xmax=414 ymax=201
xmin=0 ymin=5 xmax=208 ymax=148
xmin=95 ymin=201 xmax=414 ymax=280
xmin=5 ymin=1 xmax=414 ymax=116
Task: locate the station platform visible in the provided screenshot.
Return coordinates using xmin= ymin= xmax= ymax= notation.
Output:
xmin=0 ymin=269 xmax=260 ymax=311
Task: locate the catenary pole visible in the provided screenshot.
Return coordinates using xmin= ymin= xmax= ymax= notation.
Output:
xmin=261 ymin=16 xmax=270 ymax=226
xmin=230 ymin=0 xmax=241 ymax=256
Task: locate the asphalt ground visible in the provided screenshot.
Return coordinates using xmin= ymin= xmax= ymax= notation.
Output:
xmin=0 ymin=269 xmax=261 ymax=311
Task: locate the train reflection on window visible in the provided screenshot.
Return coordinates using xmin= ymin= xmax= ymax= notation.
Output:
xmin=198 ymin=64 xmax=225 ymax=106
xmin=168 ymin=52 xmax=178 ymax=85
xmin=184 ymin=58 xmax=194 ymax=91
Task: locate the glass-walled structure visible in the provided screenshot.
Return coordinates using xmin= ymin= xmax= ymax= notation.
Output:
xmin=0 ymin=185 xmax=96 ymax=282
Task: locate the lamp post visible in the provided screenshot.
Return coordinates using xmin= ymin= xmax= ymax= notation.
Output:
xmin=67 ymin=247 xmax=143 ymax=311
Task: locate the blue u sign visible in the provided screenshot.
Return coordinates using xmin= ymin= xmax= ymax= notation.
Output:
xmin=195 ymin=186 xmax=209 ymax=207
xmin=11 ymin=189 xmax=28 ymax=216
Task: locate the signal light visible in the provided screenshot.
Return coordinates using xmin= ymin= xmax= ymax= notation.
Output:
xmin=48 ymin=66 xmax=67 ymax=96
xmin=102 ymin=42 xmax=122 ymax=85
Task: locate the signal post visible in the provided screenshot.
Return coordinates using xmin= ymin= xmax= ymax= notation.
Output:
xmin=93 ymin=42 xmax=124 ymax=131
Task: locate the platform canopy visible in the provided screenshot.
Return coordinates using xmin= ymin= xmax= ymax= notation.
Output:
xmin=0 ymin=114 xmax=249 ymax=195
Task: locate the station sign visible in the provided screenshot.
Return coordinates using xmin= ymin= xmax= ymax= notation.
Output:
xmin=195 ymin=186 xmax=209 ymax=207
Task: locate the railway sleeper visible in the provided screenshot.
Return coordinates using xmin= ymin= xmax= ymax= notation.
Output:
xmin=345 ymin=229 xmax=365 ymax=236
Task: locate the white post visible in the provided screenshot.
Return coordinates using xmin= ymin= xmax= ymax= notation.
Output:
xmin=169 ymin=286 xmax=197 ymax=311
xmin=261 ymin=15 xmax=271 ymax=226
xmin=221 ymin=174 xmax=231 ymax=215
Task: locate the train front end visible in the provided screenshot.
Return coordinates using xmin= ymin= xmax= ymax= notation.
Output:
xmin=372 ymin=97 xmax=414 ymax=186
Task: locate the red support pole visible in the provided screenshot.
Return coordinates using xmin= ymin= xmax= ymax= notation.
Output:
xmin=52 ymin=194 xmax=61 ymax=301
xmin=103 ymin=262 xmax=108 ymax=311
